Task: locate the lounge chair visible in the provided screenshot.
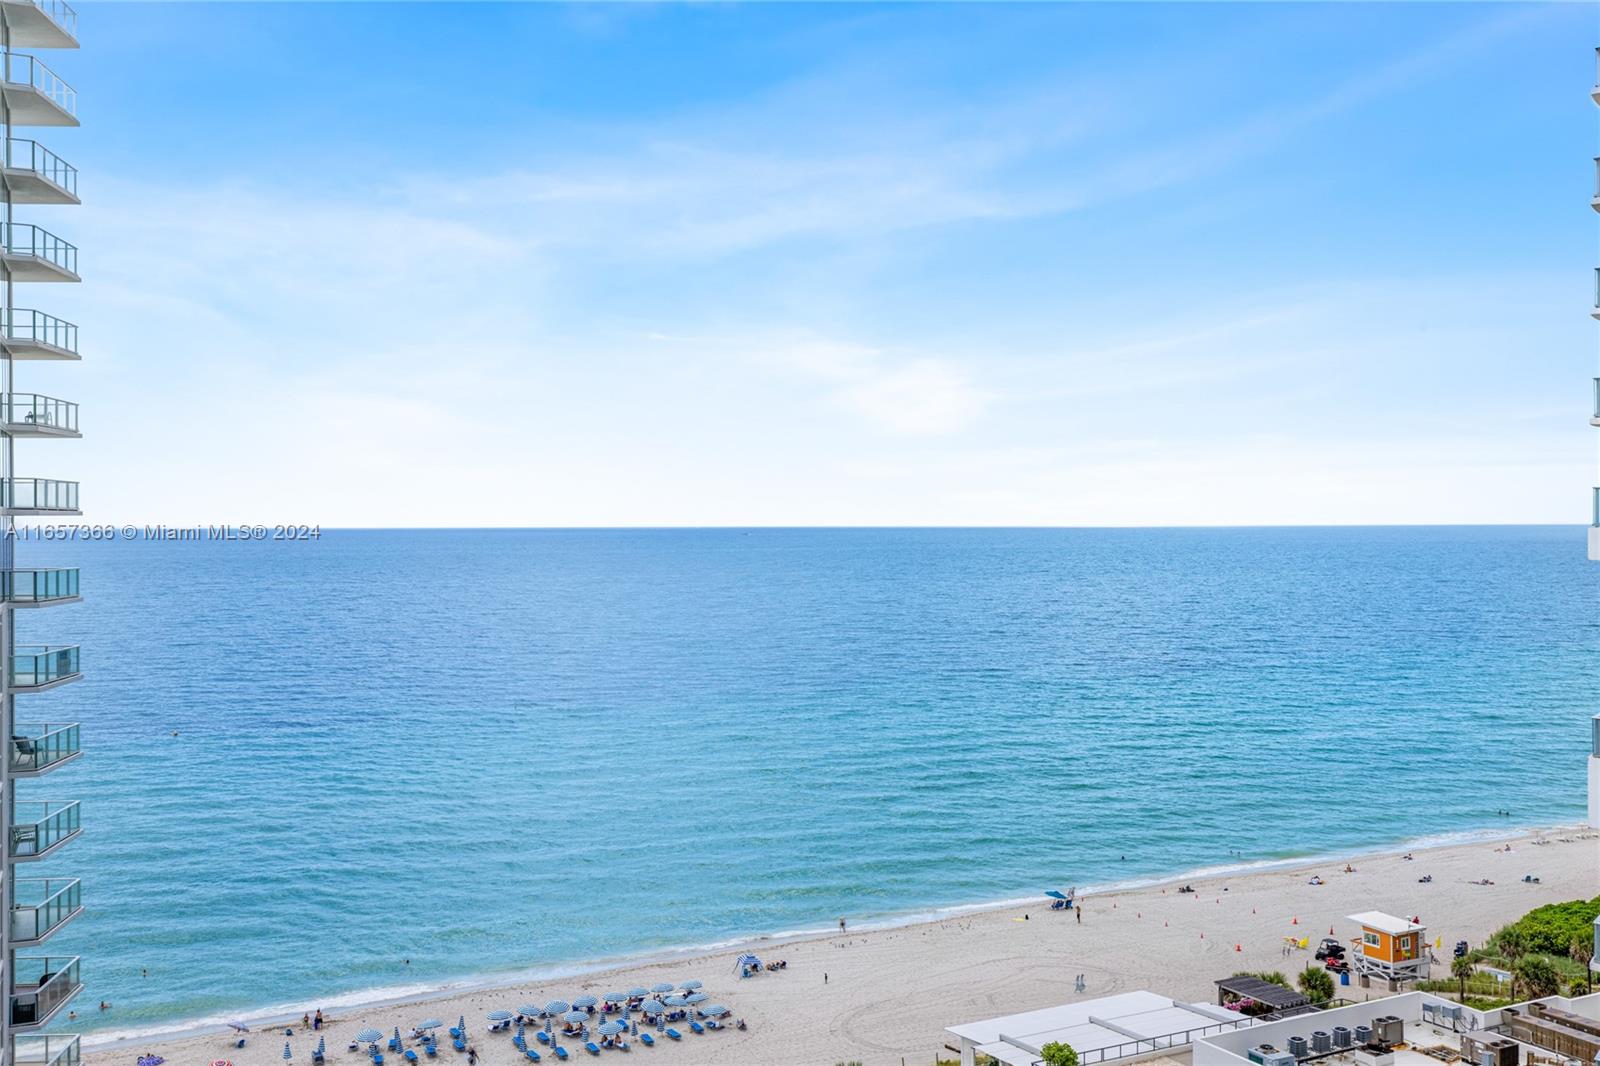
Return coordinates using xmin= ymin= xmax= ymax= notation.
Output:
xmin=664 ymin=1029 xmax=681 ymax=1041
xmin=313 ymin=1053 xmax=325 ymax=1065
xmin=237 ymin=1040 xmax=248 ymax=1050
xmin=404 ymin=1051 xmax=418 ymax=1063
xmin=448 ymin=1029 xmax=461 ymax=1040
xmin=706 ymin=1020 xmax=720 ymax=1031
xmin=537 ymin=1031 xmax=550 ymax=1045
xmin=525 ymin=1051 xmax=541 ymax=1063
xmin=554 ymin=1047 xmax=568 ymax=1061
xmin=373 ymin=1056 xmax=384 ymax=1066
xmin=689 ymin=1022 xmax=704 ymax=1035
xmin=425 ymin=1047 xmax=437 ymax=1059
xmin=616 ymin=1040 xmax=628 ymax=1051
xmin=585 ymin=1042 xmax=601 ymax=1056
xmin=453 ymin=1039 xmax=465 ymax=1052
xmin=639 ymin=1034 xmax=654 ymax=1048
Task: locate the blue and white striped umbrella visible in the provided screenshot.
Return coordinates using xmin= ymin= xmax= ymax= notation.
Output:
xmin=356 ymin=1029 xmax=383 ymax=1044
xmin=517 ymin=1005 xmax=542 ymax=1018
xmin=597 ymin=1021 xmax=626 ymax=1037
xmin=316 ymin=1038 xmax=326 ymax=1055
xmin=571 ymin=996 xmax=597 ymax=1009
xmin=544 ymin=1001 xmax=570 ymax=1016
xmin=603 ymin=991 xmax=629 ymax=1004
xmin=486 ymin=1010 xmax=513 ymax=1022
xmin=663 ymin=996 xmax=687 ymax=1008
xmin=683 ymin=993 xmax=708 ymax=1005
xmin=417 ymin=1020 xmax=443 ymax=1031
xmin=629 ymin=1021 xmax=638 ymax=1036
xmin=678 ymin=981 xmax=703 ymax=991
xmin=701 ymin=1005 xmax=729 ymax=1018
xmin=651 ymin=982 xmax=675 ymax=994
xmin=562 ymin=1010 xmax=587 ymax=1024
xmin=456 ymin=1016 xmax=465 ymax=1032
xmin=394 ymin=1028 xmax=402 ymax=1043
xmin=626 ymin=988 xmax=649 ymax=999
xmin=283 ymin=1042 xmax=292 ymax=1060
xmin=639 ymin=1001 xmax=665 ymax=1015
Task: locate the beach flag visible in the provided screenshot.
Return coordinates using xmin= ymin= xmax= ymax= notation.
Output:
xmin=283 ymin=1042 xmax=292 ymax=1061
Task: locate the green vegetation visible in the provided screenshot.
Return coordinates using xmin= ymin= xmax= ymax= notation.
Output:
xmin=1487 ymin=897 xmax=1600 ymax=958
xmin=1248 ymin=972 xmax=1291 ymax=988
xmin=1297 ymin=966 xmax=1335 ymax=1004
xmin=1041 ymin=1043 xmax=1079 ymax=1066
xmin=1450 ymin=955 xmax=1476 ymax=1001
xmin=1514 ymin=956 xmax=1562 ymax=999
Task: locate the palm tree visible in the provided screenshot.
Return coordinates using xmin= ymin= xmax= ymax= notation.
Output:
xmin=1569 ymin=937 xmax=1593 ymax=995
xmin=1498 ymin=928 xmax=1527 ymax=997
xmin=1450 ymin=954 xmax=1475 ymax=1001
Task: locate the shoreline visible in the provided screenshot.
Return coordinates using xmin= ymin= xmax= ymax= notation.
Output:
xmin=83 ymin=819 xmax=1575 ymax=1054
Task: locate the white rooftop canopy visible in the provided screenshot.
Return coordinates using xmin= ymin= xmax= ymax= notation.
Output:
xmin=947 ymin=991 xmax=1250 ymax=1066
xmin=1348 ymin=911 xmax=1423 ymax=935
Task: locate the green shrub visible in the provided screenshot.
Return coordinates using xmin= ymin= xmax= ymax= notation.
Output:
xmin=1490 ymin=898 xmax=1600 ymax=957
xmin=1298 ymin=966 xmax=1335 ymax=1003
xmin=1042 ymin=1042 xmax=1079 ymax=1066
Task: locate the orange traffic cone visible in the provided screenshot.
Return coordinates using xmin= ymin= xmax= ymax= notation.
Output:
xmin=1235 ymin=944 xmax=1242 ymax=952
xmin=1292 ymin=916 xmax=1298 ymax=925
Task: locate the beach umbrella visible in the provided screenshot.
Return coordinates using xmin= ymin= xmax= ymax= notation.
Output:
xmin=630 ymin=1021 xmax=638 ymax=1036
xmin=571 ymin=995 xmax=597 ymax=1009
xmin=663 ymin=996 xmax=686 ymax=1007
xmin=544 ymin=1001 xmax=570 ymax=1016
xmin=684 ymin=992 xmax=708 ymax=1005
xmin=456 ymin=1015 xmax=465 ymax=1032
xmin=603 ymin=991 xmax=629 ymax=1004
xmin=651 ymin=982 xmax=675 ymax=994
xmin=226 ymin=1021 xmax=251 ymax=1033
xmin=416 ymin=1020 xmax=443 ymax=1031
xmin=356 ymin=1029 xmax=383 ymax=1044
xmin=283 ymin=1042 xmax=292 ymax=1060
xmin=639 ymin=1001 xmax=665 ymax=1016
xmin=316 ymin=1038 xmax=325 ymax=1056
xmin=679 ymin=980 xmax=702 ymax=991
xmin=597 ymin=1021 xmax=626 ymax=1037
xmin=137 ymin=1057 xmax=165 ymax=1066
xmin=701 ymin=1005 xmax=729 ymax=1018
xmin=626 ymin=987 xmax=649 ymax=999
xmin=562 ymin=1010 xmax=587 ymax=1024
xmin=517 ymin=1005 xmax=542 ymax=1018
xmin=486 ymin=1010 xmax=513 ymax=1022
xmin=394 ymin=1027 xmax=402 ymax=1043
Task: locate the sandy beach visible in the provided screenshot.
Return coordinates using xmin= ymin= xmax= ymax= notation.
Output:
xmin=86 ymin=827 xmax=1600 ymax=1066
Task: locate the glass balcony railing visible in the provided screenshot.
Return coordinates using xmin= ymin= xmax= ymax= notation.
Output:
xmin=3 ymin=394 xmax=76 ymax=433
xmin=11 ymin=879 xmax=81 ymax=945
xmin=0 ymin=222 xmax=76 ymax=276
xmin=11 ymin=723 xmax=79 ymax=774
xmin=15 ymin=1035 xmax=80 ymax=1066
xmin=1 ymin=568 xmax=78 ymax=605
xmin=1 ymin=54 xmax=75 ymax=118
xmin=4 ymin=139 xmax=74 ymax=197
xmin=1 ymin=478 xmax=79 ymax=512
xmin=1593 ymin=487 xmax=1599 ymax=528
xmin=11 ymin=645 xmax=79 ymax=688
xmin=10 ymin=957 xmax=80 ymax=1028
xmin=1594 ymin=378 xmax=1599 ymax=421
xmin=2 ymin=309 xmax=77 ymax=355
xmin=9 ymin=801 xmax=79 ymax=860
xmin=18 ymin=0 xmax=77 ymax=43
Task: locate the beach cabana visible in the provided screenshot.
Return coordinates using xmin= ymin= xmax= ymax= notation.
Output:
xmin=1348 ymin=912 xmax=1430 ymax=988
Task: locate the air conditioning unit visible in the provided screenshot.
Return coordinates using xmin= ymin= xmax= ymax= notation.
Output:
xmin=1262 ymin=1052 xmax=1297 ymax=1066
xmin=1354 ymin=1026 xmax=1373 ymax=1046
xmin=1332 ymin=1027 xmax=1353 ymax=1049
xmin=1373 ymin=1016 xmax=1404 ymax=1045
xmin=1288 ymin=1035 xmax=1309 ymax=1058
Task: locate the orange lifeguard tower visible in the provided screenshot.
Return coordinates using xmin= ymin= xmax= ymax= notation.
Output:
xmin=1347 ymin=911 xmax=1429 ymax=988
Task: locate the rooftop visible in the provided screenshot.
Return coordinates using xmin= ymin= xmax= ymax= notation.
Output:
xmin=948 ymin=990 xmax=1252 ymax=1066
xmin=1347 ymin=911 xmax=1423 ymax=935
xmin=1214 ymin=976 xmax=1311 ymax=1014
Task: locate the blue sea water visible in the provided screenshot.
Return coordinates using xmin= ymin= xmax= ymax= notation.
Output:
xmin=18 ymin=526 xmax=1599 ymax=1038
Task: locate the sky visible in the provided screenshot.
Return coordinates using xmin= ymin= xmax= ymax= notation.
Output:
xmin=36 ymin=1 xmax=1600 ymax=526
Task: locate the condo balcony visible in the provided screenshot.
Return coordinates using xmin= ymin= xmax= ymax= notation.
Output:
xmin=0 ymin=477 xmax=79 ymax=515
xmin=3 ymin=394 xmax=78 ymax=438
xmin=11 ymin=722 xmax=80 ymax=775
xmin=1594 ymin=159 xmax=1600 ymax=214
xmin=1593 ymin=379 xmax=1600 ymax=428
xmin=11 ymin=878 xmax=81 ymax=946
xmin=11 ymin=644 xmax=79 ymax=689
xmin=2 ymin=308 xmax=77 ymax=360
xmin=0 ymin=1 xmax=77 ymax=50
xmin=10 ymin=956 xmax=81 ymax=1030
xmin=2 ymin=567 xmax=79 ymax=606
xmin=0 ymin=222 xmax=77 ymax=281
xmin=10 ymin=800 xmax=79 ymax=861
xmin=3 ymin=138 xmax=76 ymax=204
xmin=0 ymin=53 xmax=75 ymax=126
xmin=15 ymin=1035 xmax=80 ymax=1066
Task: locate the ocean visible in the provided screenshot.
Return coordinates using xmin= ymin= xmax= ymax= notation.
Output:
xmin=20 ymin=526 xmax=1598 ymax=1039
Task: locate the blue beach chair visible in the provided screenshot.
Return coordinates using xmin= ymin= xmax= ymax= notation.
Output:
xmin=453 ymin=1039 xmax=465 ymax=1053
xmin=537 ymin=1031 xmax=550 ymax=1045
xmin=404 ymin=1051 xmax=417 ymax=1063
xmin=585 ymin=1042 xmax=600 ymax=1056
xmin=373 ymin=1055 xmax=385 ymax=1066
xmin=664 ymin=1029 xmax=681 ymax=1041
xmin=425 ymin=1046 xmax=437 ymax=1059
xmin=639 ymin=1033 xmax=654 ymax=1048
xmin=689 ymin=1022 xmax=704 ymax=1035
xmin=525 ymin=1051 xmax=541 ymax=1063
xmin=554 ymin=1047 xmax=569 ymax=1061
xmin=616 ymin=1040 xmax=629 ymax=1051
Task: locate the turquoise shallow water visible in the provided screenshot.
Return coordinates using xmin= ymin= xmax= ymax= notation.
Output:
xmin=16 ymin=527 xmax=1598 ymax=1037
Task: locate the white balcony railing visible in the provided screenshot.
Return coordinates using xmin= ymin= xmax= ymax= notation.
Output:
xmin=0 ymin=53 xmax=74 ymax=117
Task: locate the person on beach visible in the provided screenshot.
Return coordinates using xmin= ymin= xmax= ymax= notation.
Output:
xmin=302 ymin=1013 xmax=310 ymax=1029
xmin=824 ymin=972 xmax=828 ymax=984
xmin=315 ymin=1009 xmax=324 ymax=1030
xmin=839 ymin=917 xmax=846 ymax=933
xmin=1076 ymin=901 xmax=1082 ymax=924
